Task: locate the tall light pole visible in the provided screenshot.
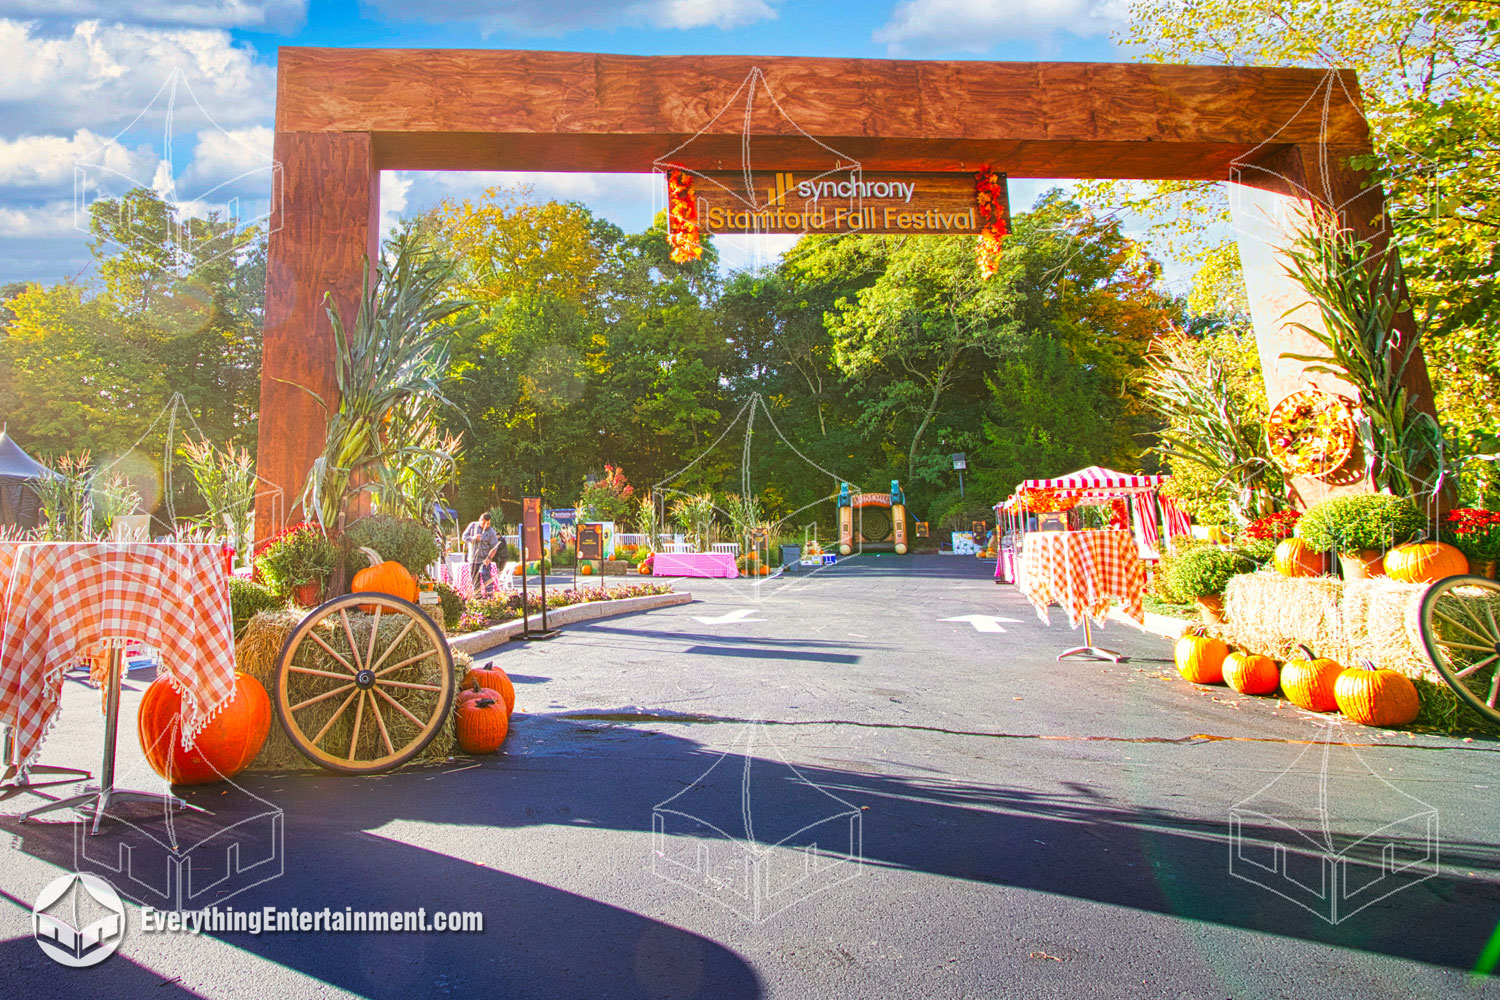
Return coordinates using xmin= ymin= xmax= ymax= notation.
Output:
xmin=951 ymin=452 xmax=967 ymax=499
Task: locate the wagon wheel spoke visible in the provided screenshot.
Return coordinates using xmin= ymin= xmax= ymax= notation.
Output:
xmin=273 ymin=593 xmax=455 ymax=775
xmin=1431 ymin=607 xmax=1492 ymax=646
xmin=311 ymin=689 xmax=360 ymax=746
xmin=306 ymin=631 xmax=358 ymax=674
xmin=291 ymin=682 xmax=354 ymax=712
xmin=1454 ymin=655 xmax=1498 ymax=680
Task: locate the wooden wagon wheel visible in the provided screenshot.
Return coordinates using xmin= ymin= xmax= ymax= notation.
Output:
xmin=1418 ymin=575 xmax=1500 ymax=726
xmin=272 ymin=592 xmax=455 ymax=774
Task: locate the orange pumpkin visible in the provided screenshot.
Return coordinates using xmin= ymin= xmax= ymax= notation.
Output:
xmin=1223 ymin=651 xmax=1279 ymax=695
xmin=1175 ymin=628 xmax=1228 ymax=684
xmin=1280 ymin=644 xmax=1342 ymax=712
xmin=580 ymin=563 xmax=593 ymax=576
xmin=1335 ymin=660 xmax=1420 ymax=727
xmin=1383 ymin=541 xmax=1468 ymax=584
xmin=463 ymin=664 xmax=515 ymax=714
xmin=351 ymin=546 xmax=419 ymax=611
xmin=758 ymin=564 xmax=769 ymax=576
xmin=138 ymin=672 xmax=271 ymax=785
xmin=455 ymin=682 xmax=509 ymax=754
xmin=1273 ymin=537 xmax=1329 ymax=578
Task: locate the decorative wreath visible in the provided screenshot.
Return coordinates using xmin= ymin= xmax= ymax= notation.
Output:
xmin=974 ymin=166 xmax=1010 ymax=279
xmin=1266 ymin=388 xmax=1358 ymax=478
xmin=665 ymin=168 xmax=702 ymax=263
xmin=1019 ymin=488 xmax=1079 ymax=513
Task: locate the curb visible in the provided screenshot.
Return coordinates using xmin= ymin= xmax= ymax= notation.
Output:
xmin=450 ymin=591 xmax=693 ymax=655
xmin=1108 ymin=606 xmax=1192 ymax=639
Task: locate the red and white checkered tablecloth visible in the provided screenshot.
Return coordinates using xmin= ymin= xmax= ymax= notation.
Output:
xmin=0 ymin=542 xmax=236 ymax=776
xmin=1019 ymin=529 xmax=1145 ymax=628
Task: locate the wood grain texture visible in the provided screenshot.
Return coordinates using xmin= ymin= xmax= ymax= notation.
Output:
xmin=255 ymin=131 xmax=379 ymax=534
xmin=278 ymin=49 xmax=1370 ymax=180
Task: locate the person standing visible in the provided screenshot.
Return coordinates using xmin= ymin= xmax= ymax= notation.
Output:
xmin=462 ymin=512 xmax=499 ymax=597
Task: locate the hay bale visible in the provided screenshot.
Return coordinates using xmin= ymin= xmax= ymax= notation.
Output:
xmin=1216 ymin=573 xmax=1347 ymax=662
xmin=236 ymin=609 xmax=470 ymax=772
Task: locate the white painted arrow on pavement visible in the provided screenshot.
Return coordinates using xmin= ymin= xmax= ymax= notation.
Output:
xmin=693 ymin=608 xmax=766 ymax=625
xmin=940 ymin=614 xmax=1022 ymax=633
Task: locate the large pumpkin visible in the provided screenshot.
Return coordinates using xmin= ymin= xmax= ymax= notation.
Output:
xmin=1175 ymin=628 xmax=1228 ymax=684
xmin=1223 ymin=651 xmax=1279 ymax=695
xmin=455 ymin=682 xmax=509 ymax=754
xmin=351 ymin=546 xmax=419 ymax=610
xmin=1334 ymin=660 xmax=1420 ymax=727
xmin=1383 ymin=541 xmax=1468 ymax=584
xmin=1273 ymin=537 xmax=1329 ymax=578
xmin=1280 ymin=644 xmax=1342 ymax=712
xmin=138 ymin=672 xmax=272 ymax=785
xmin=463 ymin=664 xmax=515 ymax=714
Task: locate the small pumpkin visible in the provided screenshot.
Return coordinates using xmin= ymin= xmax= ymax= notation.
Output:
xmin=1383 ymin=541 xmax=1468 ymax=584
xmin=580 ymin=563 xmax=594 ymax=576
xmin=463 ymin=663 xmax=515 ymax=714
xmin=758 ymin=564 xmax=769 ymax=576
xmin=1334 ymin=659 xmax=1420 ymax=727
xmin=1175 ymin=627 xmax=1228 ymax=684
xmin=351 ymin=546 xmax=419 ymax=611
xmin=455 ymin=682 xmax=509 ymax=754
xmin=138 ymin=671 xmax=272 ymax=785
xmin=1273 ymin=537 xmax=1329 ymax=578
xmin=1223 ymin=651 xmax=1279 ymax=695
xmin=1280 ymin=644 xmax=1342 ymax=712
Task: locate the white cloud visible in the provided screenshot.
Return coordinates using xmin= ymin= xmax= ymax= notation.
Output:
xmin=359 ymin=0 xmax=777 ymax=34
xmin=0 ymin=200 xmax=75 ymax=237
xmin=380 ymin=170 xmax=414 ymax=238
xmin=0 ymin=1 xmax=306 ymax=31
xmin=636 ymin=0 xmax=775 ymax=29
xmin=0 ymin=19 xmax=274 ymax=132
xmin=874 ymin=0 xmax=1128 ymax=52
xmin=178 ymin=125 xmax=273 ymax=194
xmin=0 ymin=129 xmax=151 ymax=189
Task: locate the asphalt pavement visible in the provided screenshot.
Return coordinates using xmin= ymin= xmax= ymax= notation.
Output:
xmin=2 ymin=553 xmax=1498 ymax=999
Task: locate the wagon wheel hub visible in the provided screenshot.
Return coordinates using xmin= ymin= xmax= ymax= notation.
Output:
xmin=355 ymin=668 xmax=376 ymax=689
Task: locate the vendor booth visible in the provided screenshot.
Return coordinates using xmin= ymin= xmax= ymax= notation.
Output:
xmin=0 ymin=431 xmax=57 ymax=530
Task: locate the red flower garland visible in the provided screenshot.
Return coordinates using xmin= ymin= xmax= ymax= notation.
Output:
xmin=665 ymin=168 xmax=702 ymax=264
xmin=974 ymin=166 xmax=1009 ymax=279
xmin=1243 ymin=510 xmax=1301 ymax=541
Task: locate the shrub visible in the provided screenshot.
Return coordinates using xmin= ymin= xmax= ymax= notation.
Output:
xmin=431 ymin=580 xmax=464 ymax=630
xmin=346 ymin=515 xmax=440 ymax=576
xmin=255 ymin=524 xmax=338 ymax=598
xmin=1163 ymin=547 xmax=1257 ymax=599
xmin=1297 ymin=494 xmax=1423 ymax=554
xmin=228 ymin=578 xmax=284 ymax=638
xmin=1440 ymin=508 xmax=1500 ymax=565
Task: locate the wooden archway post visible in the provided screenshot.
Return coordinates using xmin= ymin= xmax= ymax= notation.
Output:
xmin=255 ymin=49 xmax=1443 ymax=537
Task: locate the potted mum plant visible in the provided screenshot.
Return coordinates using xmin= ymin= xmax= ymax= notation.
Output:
xmin=1164 ymin=547 xmax=1258 ymax=624
xmin=1296 ymin=494 xmax=1423 ymax=580
xmin=255 ymin=523 xmax=338 ymax=605
xmin=1441 ymin=508 xmax=1500 ymax=579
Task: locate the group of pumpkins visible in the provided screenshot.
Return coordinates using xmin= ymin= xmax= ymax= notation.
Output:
xmin=1273 ymin=537 xmax=1469 ymax=583
xmin=138 ymin=547 xmax=513 ymax=785
xmin=1175 ymin=629 xmax=1420 ymax=728
xmin=735 ymin=552 xmax=772 ymax=576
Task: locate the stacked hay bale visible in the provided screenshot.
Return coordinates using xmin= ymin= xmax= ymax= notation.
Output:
xmin=236 ymin=610 xmax=471 ymax=772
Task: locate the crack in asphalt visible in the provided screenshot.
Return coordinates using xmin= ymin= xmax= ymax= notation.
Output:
xmin=556 ymin=711 xmax=1499 ymax=751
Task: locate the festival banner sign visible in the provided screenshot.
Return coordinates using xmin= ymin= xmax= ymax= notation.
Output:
xmin=692 ymin=170 xmax=1004 ymax=236
xmin=522 ymin=496 xmax=543 ymax=561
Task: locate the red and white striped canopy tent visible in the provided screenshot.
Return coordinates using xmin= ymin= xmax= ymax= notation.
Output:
xmin=998 ymin=466 xmax=1192 ymax=555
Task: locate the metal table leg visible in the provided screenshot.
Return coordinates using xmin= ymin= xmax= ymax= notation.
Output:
xmin=22 ymin=642 xmax=207 ymax=834
xmin=0 ymin=727 xmax=90 ymax=803
xmin=1057 ymin=617 xmax=1125 ymax=663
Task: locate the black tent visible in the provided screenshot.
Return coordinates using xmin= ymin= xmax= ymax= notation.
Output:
xmin=0 ymin=431 xmax=58 ymax=529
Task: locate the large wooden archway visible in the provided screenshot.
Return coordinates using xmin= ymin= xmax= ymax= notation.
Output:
xmin=258 ymin=48 xmax=1436 ymax=533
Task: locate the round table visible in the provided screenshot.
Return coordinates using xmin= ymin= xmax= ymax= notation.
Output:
xmin=1018 ymin=529 xmax=1146 ymax=661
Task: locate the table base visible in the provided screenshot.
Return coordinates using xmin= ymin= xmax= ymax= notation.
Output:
xmin=0 ymin=726 xmax=92 ymax=803
xmin=1053 ymin=619 xmax=1125 ymax=663
xmin=20 ymin=643 xmax=207 ymax=835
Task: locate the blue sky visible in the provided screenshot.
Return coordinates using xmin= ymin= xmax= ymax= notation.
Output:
xmin=0 ymin=0 xmax=1146 ymax=285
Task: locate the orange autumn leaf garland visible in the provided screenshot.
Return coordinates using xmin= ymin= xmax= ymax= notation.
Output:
xmin=974 ymin=166 xmax=1009 ymax=279
xmin=666 ymin=168 xmax=702 ymax=263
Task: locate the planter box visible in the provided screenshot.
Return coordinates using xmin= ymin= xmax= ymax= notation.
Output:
xmin=601 ymin=559 xmax=630 ymax=576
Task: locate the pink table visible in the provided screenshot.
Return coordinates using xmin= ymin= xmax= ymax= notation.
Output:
xmin=651 ymin=552 xmax=738 ymax=578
